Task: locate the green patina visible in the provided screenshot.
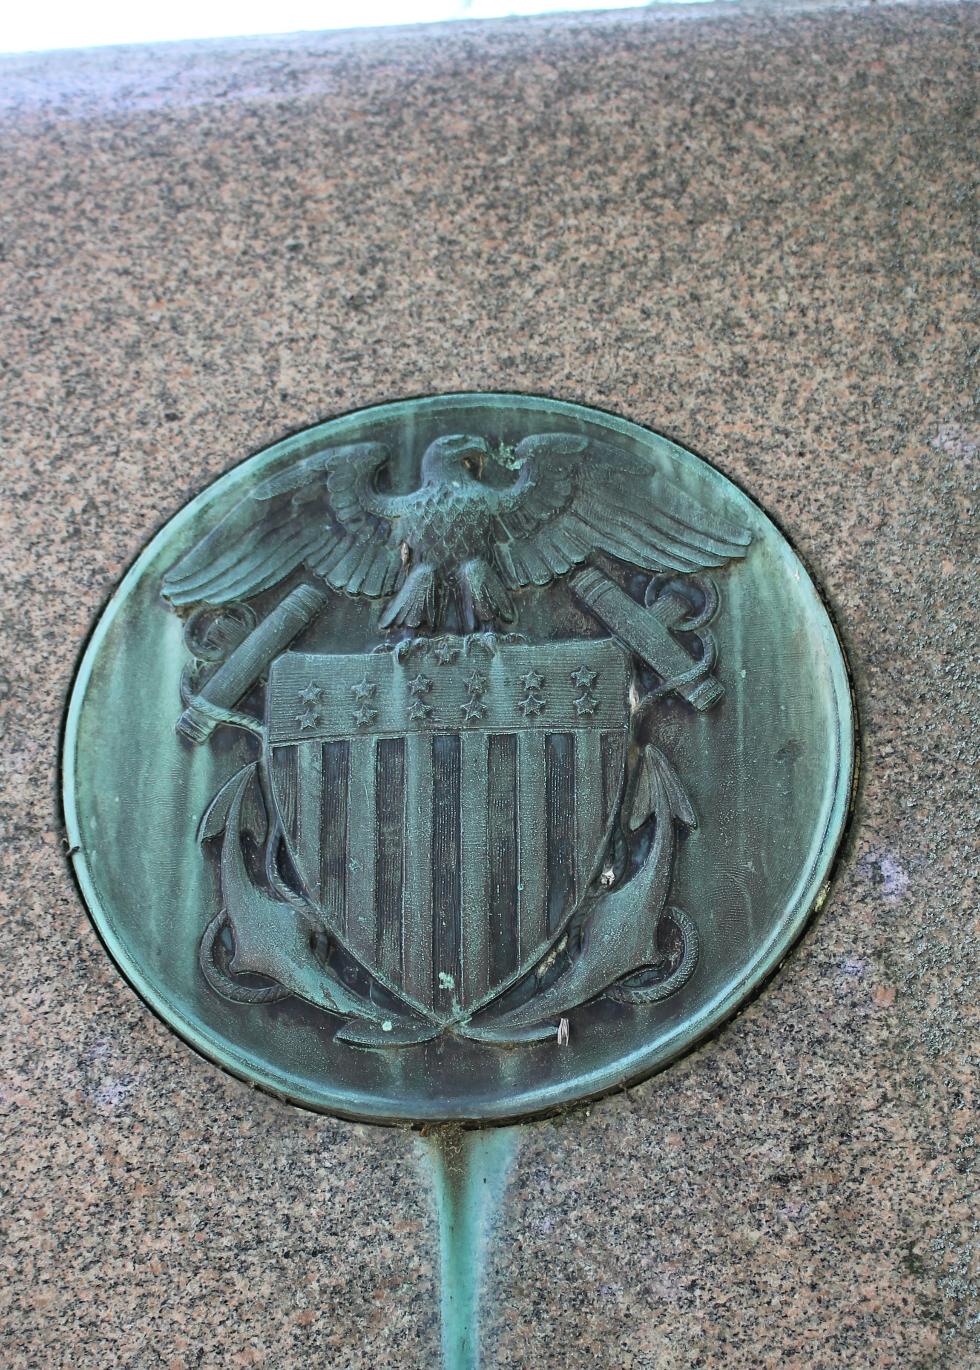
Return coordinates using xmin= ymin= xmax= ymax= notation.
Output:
xmin=421 ymin=1128 xmax=519 ymax=1370
xmin=62 ymin=392 xmax=855 ymax=1125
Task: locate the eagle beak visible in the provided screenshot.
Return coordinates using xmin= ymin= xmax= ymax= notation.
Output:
xmin=463 ymin=442 xmax=486 ymax=477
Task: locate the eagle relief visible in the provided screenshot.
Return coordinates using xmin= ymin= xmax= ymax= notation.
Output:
xmin=161 ymin=426 xmax=752 ymax=1048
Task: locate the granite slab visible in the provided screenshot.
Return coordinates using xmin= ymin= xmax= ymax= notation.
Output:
xmin=0 ymin=1 xmax=976 ymax=1366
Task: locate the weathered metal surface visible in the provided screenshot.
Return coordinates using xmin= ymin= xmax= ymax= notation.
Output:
xmin=62 ymin=393 xmax=854 ymax=1122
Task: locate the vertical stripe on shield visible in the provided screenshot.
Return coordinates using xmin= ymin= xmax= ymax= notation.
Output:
xmin=516 ymin=731 xmax=548 ymax=964
xmin=270 ymin=745 xmax=297 ymax=835
xmin=375 ymin=738 xmax=405 ymax=981
xmin=574 ymin=729 xmax=608 ymax=893
xmin=431 ymin=735 xmax=462 ymax=1014
xmin=319 ymin=741 xmax=349 ymax=938
xmin=602 ymin=730 xmax=626 ymax=822
xmin=546 ymin=733 xmax=576 ymax=933
xmin=401 ymin=734 xmax=434 ymax=1008
xmin=345 ymin=735 xmax=377 ymax=967
xmin=295 ymin=743 xmax=323 ymax=903
xmin=487 ymin=734 xmax=519 ymax=987
xmin=460 ymin=732 xmax=490 ymax=1005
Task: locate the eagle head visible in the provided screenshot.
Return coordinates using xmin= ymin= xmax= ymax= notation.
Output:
xmin=420 ymin=433 xmax=488 ymax=486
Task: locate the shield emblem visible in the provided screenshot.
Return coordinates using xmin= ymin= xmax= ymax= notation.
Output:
xmin=264 ymin=640 xmax=630 ymax=1025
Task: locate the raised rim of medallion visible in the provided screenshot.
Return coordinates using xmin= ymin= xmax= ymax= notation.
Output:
xmin=61 ymin=392 xmax=857 ymax=1126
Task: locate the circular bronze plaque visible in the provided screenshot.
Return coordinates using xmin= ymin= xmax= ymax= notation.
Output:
xmin=63 ymin=394 xmax=854 ymax=1123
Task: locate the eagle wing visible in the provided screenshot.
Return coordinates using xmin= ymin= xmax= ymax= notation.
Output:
xmin=488 ymin=433 xmax=752 ymax=588
xmin=162 ymin=443 xmax=406 ymax=607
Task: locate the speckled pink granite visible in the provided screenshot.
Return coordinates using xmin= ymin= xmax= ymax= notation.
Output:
xmin=0 ymin=2 xmax=976 ymax=1366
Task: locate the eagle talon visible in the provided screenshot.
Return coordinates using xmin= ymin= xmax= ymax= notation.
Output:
xmin=461 ymin=630 xmax=532 ymax=657
xmin=463 ymin=631 xmax=497 ymax=657
xmin=373 ymin=636 xmax=434 ymax=662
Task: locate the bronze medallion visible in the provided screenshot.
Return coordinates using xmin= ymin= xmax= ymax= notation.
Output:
xmin=62 ymin=394 xmax=854 ymax=1122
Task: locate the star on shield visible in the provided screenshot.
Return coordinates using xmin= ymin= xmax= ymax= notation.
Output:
xmin=571 ymin=666 xmax=598 ymax=689
xmin=433 ymin=640 xmax=458 ymax=665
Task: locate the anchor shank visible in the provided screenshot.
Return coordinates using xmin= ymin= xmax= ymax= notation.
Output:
xmin=176 ymin=583 xmax=329 ymax=742
xmin=570 ymin=568 xmax=723 ymax=710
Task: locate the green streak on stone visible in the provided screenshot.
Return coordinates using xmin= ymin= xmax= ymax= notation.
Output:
xmin=420 ymin=1127 xmax=519 ymax=1370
